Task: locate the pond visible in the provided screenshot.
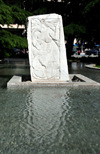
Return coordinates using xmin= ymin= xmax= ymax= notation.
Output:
xmin=0 ymin=60 xmax=100 ymax=153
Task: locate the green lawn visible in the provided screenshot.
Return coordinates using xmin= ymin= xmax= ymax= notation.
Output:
xmin=95 ymin=65 xmax=100 ymax=68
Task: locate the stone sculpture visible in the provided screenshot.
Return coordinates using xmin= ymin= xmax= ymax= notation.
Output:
xmin=27 ymin=14 xmax=69 ymax=82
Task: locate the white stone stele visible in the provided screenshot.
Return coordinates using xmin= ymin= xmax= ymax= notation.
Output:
xmin=27 ymin=13 xmax=69 ymax=82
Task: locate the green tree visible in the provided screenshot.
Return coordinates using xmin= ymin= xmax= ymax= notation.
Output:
xmin=1 ymin=0 xmax=99 ymax=59
xmin=64 ymin=0 xmax=100 ymax=57
xmin=0 ymin=0 xmax=13 ymax=24
xmin=83 ymin=0 xmax=100 ymax=45
xmin=43 ymin=0 xmax=100 ymax=58
xmin=64 ymin=23 xmax=86 ymax=57
xmin=0 ymin=0 xmax=32 ymax=58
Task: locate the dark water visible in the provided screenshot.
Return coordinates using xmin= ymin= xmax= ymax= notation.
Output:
xmin=69 ymin=62 xmax=100 ymax=83
xmin=0 ymin=60 xmax=30 ymax=88
xmin=0 ymin=60 xmax=100 ymax=154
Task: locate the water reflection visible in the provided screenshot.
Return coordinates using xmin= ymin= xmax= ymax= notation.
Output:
xmin=0 ymin=60 xmax=100 ymax=153
xmin=71 ymin=62 xmax=84 ymax=70
xmin=0 ymin=87 xmax=100 ymax=153
xmin=0 ymin=60 xmax=100 ymax=88
xmin=21 ymin=87 xmax=71 ymax=148
xmin=68 ymin=62 xmax=100 ymax=83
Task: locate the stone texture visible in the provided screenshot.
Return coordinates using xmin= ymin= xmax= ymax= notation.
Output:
xmin=27 ymin=14 xmax=69 ymax=82
xmin=7 ymin=75 xmax=100 ymax=87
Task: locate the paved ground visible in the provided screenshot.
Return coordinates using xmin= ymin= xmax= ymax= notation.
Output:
xmin=85 ymin=64 xmax=100 ymax=70
xmin=71 ymin=54 xmax=98 ymax=58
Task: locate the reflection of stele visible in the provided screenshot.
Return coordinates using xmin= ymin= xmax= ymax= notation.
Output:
xmin=31 ymin=18 xmax=59 ymax=80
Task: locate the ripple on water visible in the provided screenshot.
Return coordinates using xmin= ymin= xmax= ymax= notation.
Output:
xmin=0 ymin=86 xmax=100 ymax=153
xmin=21 ymin=87 xmax=71 ymax=146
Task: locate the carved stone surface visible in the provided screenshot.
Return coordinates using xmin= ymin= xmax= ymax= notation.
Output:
xmin=27 ymin=14 xmax=69 ymax=82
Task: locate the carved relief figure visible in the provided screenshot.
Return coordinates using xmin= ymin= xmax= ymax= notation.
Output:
xmin=31 ymin=15 xmax=60 ymax=80
xmin=27 ymin=14 xmax=69 ymax=82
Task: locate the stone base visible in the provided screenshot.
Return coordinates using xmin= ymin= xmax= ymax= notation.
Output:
xmin=7 ymin=74 xmax=100 ymax=87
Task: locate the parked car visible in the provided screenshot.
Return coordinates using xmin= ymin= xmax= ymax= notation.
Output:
xmin=13 ymin=48 xmax=28 ymax=57
xmin=80 ymin=52 xmax=86 ymax=56
xmin=86 ymin=49 xmax=100 ymax=55
xmin=13 ymin=48 xmax=21 ymax=55
xmin=96 ymin=50 xmax=100 ymax=56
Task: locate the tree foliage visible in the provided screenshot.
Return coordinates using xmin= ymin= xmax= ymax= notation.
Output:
xmin=0 ymin=0 xmax=32 ymax=25
xmin=0 ymin=0 xmax=32 ymax=58
xmin=0 ymin=0 xmax=13 ymax=24
xmin=11 ymin=5 xmax=32 ymax=24
xmin=0 ymin=30 xmax=28 ymax=49
xmin=48 ymin=0 xmax=100 ymax=57
xmin=0 ymin=30 xmax=28 ymax=58
xmin=83 ymin=0 xmax=100 ymax=14
xmin=64 ymin=23 xmax=86 ymax=39
xmin=0 ymin=0 xmax=100 ymax=58
xmin=83 ymin=0 xmax=100 ymax=44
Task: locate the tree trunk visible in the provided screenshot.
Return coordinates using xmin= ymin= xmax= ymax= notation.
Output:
xmin=66 ymin=35 xmax=74 ymax=59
